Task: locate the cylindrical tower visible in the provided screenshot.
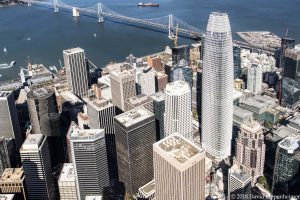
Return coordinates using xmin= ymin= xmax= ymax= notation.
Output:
xmin=202 ymin=12 xmax=234 ymax=161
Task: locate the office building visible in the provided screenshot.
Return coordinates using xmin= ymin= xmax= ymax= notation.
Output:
xmin=233 ymin=106 xmax=253 ymax=128
xmin=0 ymin=91 xmax=22 ymax=150
xmin=202 ymin=12 xmax=234 ymax=161
xmin=140 ymin=67 xmax=156 ymax=96
xmin=0 ymin=194 xmax=16 ymax=200
xmin=234 ymin=121 xmax=265 ymax=184
xmin=110 ymin=67 xmax=136 ymax=111
xmin=63 ymin=47 xmax=89 ymax=97
xmin=272 ymin=136 xmax=300 ymax=194
xmin=171 ymin=60 xmax=193 ymax=89
xmin=282 ymin=77 xmax=300 ymax=108
xmin=247 ymin=64 xmax=262 ymax=94
xmin=70 ymin=129 xmax=110 ymax=199
xmin=233 ymin=44 xmax=242 ymax=79
xmin=280 ymin=38 xmax=295 ymax=69
xmin=20 ymin=134 xmax=55 ymax=200
xmin=228 ymin=165 xmax=251 ymax=200
xmin=147 ymin=56 xmax=162 ymax=71
xmin=58 ymin=163 xmax=77 ymax=200
xmin=150 ymin=92 xmax=165 ymax=141
xmin=0 ymin=168 xmax=26 ymax=200
xmin=172 ymin=45 xmax=190 ymax=65
xmin=84 ymin=95 xmax=118 ymax=182
xmin=164 ymin=81 xmax=193 ymax=140
xmin=155 ymin=72 xmax=168 ymax=92
xmin=137 ymin=180 xmax=155 ymax=200
xmin=114 ymin=107 xmax=156 ymax=195
xmin=124 ymin=94 xmax=153 ymax=112
xmin=153 ymin=134 xmax=206 ymax=200
xmin=0 ymin=138 xmax=11 ymax=175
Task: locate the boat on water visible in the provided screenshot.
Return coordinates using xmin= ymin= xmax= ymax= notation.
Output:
xmin=3 ymin=48 xmax=7 ymax=53
xmin=138 ymin=2 xmax=159 ymax=7
xmin=10 ymin=61 xmax=16 ymax=66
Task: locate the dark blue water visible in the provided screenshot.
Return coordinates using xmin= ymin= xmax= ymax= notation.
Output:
xmin=0 ymin=0 xmax=300 ymax=81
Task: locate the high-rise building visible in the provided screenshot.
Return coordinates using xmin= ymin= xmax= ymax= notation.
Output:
xmin=0 ymin=91 xmax=22 ymax=149
xmin=58 ymin=163 xmax=77 ymax=200
xmin=155 ymin=72 xmax=168 ymax=92
xmin=202 ymin=12 xmax=234 ymax=161
xmin=124 ymin=94 xmax=153 ymax=112
xmin=283 ymin=48 xmax=300 ymax=84
xmin=233 ymin=44 xmax=242 ymax=79
xmin=20 ymin=134 xmax=55 ymax=200
xmin=110 ymin=67 xmax=136 ymax=111
xmin=228 ymin=165 xmax=252 ymax=200
xmin=153 ymin=134 xmax=205 ymax=200
xmin=147 ymin=56 xmax=162 ymax=71
xmin=84 ymin=95 xmax=118 ymax=182
xmin=234 ymin=121 xmax=265 ymax=184
xmin=114 ymin=107 xmax=156 ymax=195
xmin=164 ymin=81 xmax=192 ymax=140
xmin=172 ymin=45 xmax=190 ymax=65
xmin=272 ymin=136 xmax=300 ymax=194
xmin=63 ymin=47 xmax=89 ymax=97
xmin=280 ymin=38 xmax=295 ymax=69
xmin=247 ymin=64 xmax=262 ymax=94
xmin=150 ymin=92 xmax=165 ymax=141
xmin=170 ymin=60 xmax=193 ymax=89
xmin=0 ymin=168 xmax=26 ymax=200
xmin=70 ymin=129 xmax=110 ymax=199
xmin=140 ymin=67 xmax=156 ymax=96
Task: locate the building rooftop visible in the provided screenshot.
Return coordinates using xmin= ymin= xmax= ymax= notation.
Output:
xmin=21 ymin=134 xmax=44 ymax=151
xmin=63 ymin=47 xmax=84 ymax=55
xmin=272 ymin=125 xmax=299 ymax=140
xmin=150 ymin=91 xmax=165 ymax=102
xmin=125 ymin=94 xmax=152 ymax=107
xmin=70 ymin=128 xmax=105 ymax=142
xmin=230 ymin=165 xmax=251 ymax=183
xmin=27 ymin=88 xmax=54 ymax=99
xmin=278 ymin=136 xmax=300 ymax=153
xmin=0 ymin=194 xmax=15 ymax=200
xmin=155 ymin=134 xmax=204 ymax=164
xmin=58 ymin=163 xmax=75 ymax=183
xmin=165 ymin=81 xmax=190 ymax=96
xmin=85 ymin=196 xmax=102 ymax=200
xmin=0 ymin=91 xmax=12 ymax=98
xmin=241 ymin=120 xmax=262 ymax=133
xmin=16 ymin=89 xmax=28 ymax=104
xmin=0 ymin=168 xmax=24 ymax=183
xmin=114 ymin=107 xmax=154 ymax=127
xmin=233 ymin=106 xmax=253 ymax=119
xmin=138 ymin=180 xmax=155 ymax=198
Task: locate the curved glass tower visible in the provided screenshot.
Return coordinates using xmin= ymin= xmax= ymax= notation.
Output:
xmin=202 ymin=12 xmax=234 ymax=161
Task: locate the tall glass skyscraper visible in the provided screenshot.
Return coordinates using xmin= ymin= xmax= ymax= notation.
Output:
xmin=202 ymin=12 xmax=234 ymax=161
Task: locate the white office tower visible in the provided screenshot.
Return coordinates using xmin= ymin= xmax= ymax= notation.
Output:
xmin=228 ymin=165 xmax=251 ymax=200
xmin=110 ymin=67 xmax=136 ymax=111
xmin=20 ymin=134 xmax=55 ymax=200
xmin=140 ymin=67 xmax=156 ymax=96
xmin=58 ymin=163 xmax=77 ymax=200
xmin=0 ymin=91 xmax=22 ymax=149
xmin=63 ymin=47 xmax=89 ymax=97
xmin=153 ymin=134 xmax=206 ymax=200
xmin=164 ymin=81 xmax=193 ymax=140
xmin=247 ymin=64 xmax=262 ymax=94
xmin=202 ymin=12 xmax=234 ymax=161
xmin=70 ymin=129 xmax=109 ymax=200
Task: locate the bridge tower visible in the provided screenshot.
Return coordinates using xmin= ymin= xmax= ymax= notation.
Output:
xmin=53 ymin=0 xmax=59 ymax=13
xmin=168 ymin=14 xmax=175 ymax=40
xmin=98 ymin=3 xmax=104 ymax=23
xmin=27 ymin=0 xmax=31 ymax=6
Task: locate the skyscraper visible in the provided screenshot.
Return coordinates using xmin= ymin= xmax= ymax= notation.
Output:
xmin=234 ymin=121 xmax=266 ymax=184
xmin=0 ymin=91 xmax=22 ymax=149
xmin=58 ymin=163 xmax=77 ymax=200
xmin=202 ymin=12 xmax=234 ymax=161
xmin=272 ymin=136 xmax=300 ymax=194
xmin=124 ymin=94 xmax=153 ymax=112
xmin=114 ymin=107 xmax=156 ymax=195
xmin=164 ymin=81 xmax=193 ymax=140
xmin=140 ymin=67 xmax=156 ymax=96
xmin=20 ymin=134 xmax=55 ymax=200
xmin=247 ymin=64 xmax=262 ymax=94
xmin=110 ymin=67 xmax=136 ymax=111
xmin=233 ymin=44 xmax=242 ymax=79
xmin=63 ymin=47 xmax=89 ymax=97
xmin=155 ymin=72 xmax=168 ymax=92
xmin=70 ymin=129 xmax=110 ymax=199
xmin=153 ymin=134 xmax=205 ymax=200
xmin=172 ymin=45 xmax=190 ymax=65
xmin=150 ymin=92 xmax=165 ymax=141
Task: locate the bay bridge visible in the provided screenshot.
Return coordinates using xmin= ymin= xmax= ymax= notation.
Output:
xmin=24 ymin=0 xmax=204 ymax=40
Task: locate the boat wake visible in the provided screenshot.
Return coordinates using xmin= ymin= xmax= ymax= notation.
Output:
xmin=0 ymin=61 xmax=16 ymax=69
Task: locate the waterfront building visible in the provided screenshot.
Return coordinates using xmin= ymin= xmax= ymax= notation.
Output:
xmin=228 ymin=165 xmax=251 ymax=200
xmin=147 ymin=55 xmax=162 ymax=71
xmin=70 ymin=129 xmax=110 ymax=199
xmin=272 ymin=136 xmax=300 ymax=194
xmin=124 ymin=94 xmax=153 ymax=112
xmin=164 ymin=81 xmax=193 ymax=140
xmin=20 ymin=134 xmax=55 ymax=200
xmin=234 ymin=121 xmax=266 ymax=184
xmin=0 ymin=91 xmax=22 ymax=150
xmin=140 ymin=67 xmax=156 ymax=96
xmin=63 ymin=47 xmax=89 ymax=97
xmin=153 ymin=134 xmax=205 ymax=200
xmin=114 ymin=107 xmax=155 ymax=195
xmin=110 ymin=67 xmax=136 ymax=111
xmin=58 ymin=163 xmax=77 ymax=200
xmin=247 ymin=64 xmax=262 ymax=94
xmin=202 ymin=12 xmax=234 ymax=161
xmin=150 ymin=92 xmax=165 ymax=141
xmin=0 ymin=168 xmax=26 ymax=200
